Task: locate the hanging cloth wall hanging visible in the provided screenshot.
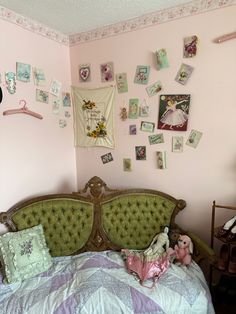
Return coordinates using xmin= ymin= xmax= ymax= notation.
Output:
xmin=72 ymin=85 xmax=115 ymax=148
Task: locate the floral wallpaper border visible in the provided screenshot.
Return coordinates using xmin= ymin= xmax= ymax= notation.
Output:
xmin=0 ymin=0 xmax=235 ymax=47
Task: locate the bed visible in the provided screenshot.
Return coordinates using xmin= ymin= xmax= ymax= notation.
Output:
xmin=0 ymin=176 xmax=216 ymax=314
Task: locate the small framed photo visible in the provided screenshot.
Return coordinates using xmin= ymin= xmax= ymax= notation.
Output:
xmin=186 ymin=130 xmax=203 ymax=148
xmin=36 ymin=89 xmax=49 ymax=103
xmin=148 ymin=133 xmax=164 ymax=145
xmin=156 ymin=151 xmax=166 ymax=169
xmin=129 ymin=125 xmax=137 ymax=135
xmin=101 ymin=152 xmax=113 ymax=164
xmin=135 ymin=146 xmax=146 ymax=160
xmin=16 ymin=62 xmax=31 ymax=82
xmin=140 ymin=121 xmax=155 ymax=133
xmin=123 ymin=158 xmax=132 ymax=172
xmin=172 ymin=136 xmax=183 ymax=152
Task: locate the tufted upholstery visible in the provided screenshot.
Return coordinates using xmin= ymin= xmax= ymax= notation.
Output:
xmin=11 ymin=198 xmax=93 ymax=256
xmin=101 ymin=194 xmax=176 ymax=249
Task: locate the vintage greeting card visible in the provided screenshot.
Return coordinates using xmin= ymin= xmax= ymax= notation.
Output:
xmin=156 ymin=151 xmax=166 ymax=169
xmin=128 ymin=98 xmax=139 ymax=119
xmin=135 ymin=146 xmax=146 ymax=160
xmin=101 ymin=153 xmax=113 ymax=164
xmin=155 ymin=48 xmax=169 ymax=70
xmin=36 ymin=89 xmax=49 ymax=103
xmin=52 ymin=98 xmax=60 ymax=115
xmin=183 ymin=35 xmax=198 ymax=58
xmin=134 ymin=65 xmax=150 ymax=85
xmin=139 ymin=99 xmax=149 ymax=117
xmin=79 ymin=64 xmax=91 ymax=82
xmin=123 ymin=158 xmax=132 ymax=172
xmin=33 ymin=67 xmax=46 ymax=86
xmin=62 ymin=92 xmax=71 ymax=107
xmin=50 ymin=79 xmax=62 ymax=97
xmin=186 ymin=130 xmax=203 ymax=148
xmin=129 ymin=125 xmax=137 ymax=135
xmin=148 ymin=134 xmax=164 ymax=145
xmin=158 ymin=94 xmax=190 ymax=131
xmin=16 ymin=62 xmax=31 ymax=82
xmin=175 ymin=63 xmax=194 ymax=85
xmin=100 ymin=62 xmax=114 ymax=82
xmin=116 ymin=73 xmax=128 ymax=93
xmin=146 ymin=81 xmax=162 ymax=97
xmin=5 ymin=72 xmax=16 ymax=94
xmin=172 ymin=136 xmax=183 ymax=152
xmin=140 ymin=121 xmax=155 ymax=133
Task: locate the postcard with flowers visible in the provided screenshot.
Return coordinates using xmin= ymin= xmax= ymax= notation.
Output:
xmin=186 ymin=130 xmax=203 ymax=148
xmin=146 ymin=81 xmax=162 ymax=97
xmin=79 ymin=64 xmax=91 ymax=82
xmin=16 ymin=62 xmax=31 ymax=82
xmin=135 ymin=146 xmax=146 ymax=160
xmin=128 ymin=98 xmax=139 ymax=119
xmin=50 ymin=79 xmax=62 ymax=97
xmin=116 ymin=73 xmax=128 ymax=93
xmin=36 ymin=89 xmax=49 ymax=103
xmin=175 ymin=63 xmax=194 ymax=85
xmin=100 ymin=62 xmax=114 ymax=82
xmin=33 ymin=67 xmax=46 ymax=86
xmin=155 ymin=48 xmax=169 ymax=70
xmin=134 ymin=65 xmax=150 ymax=85
xmin=183 ymin=35 xmax=198 ymax=58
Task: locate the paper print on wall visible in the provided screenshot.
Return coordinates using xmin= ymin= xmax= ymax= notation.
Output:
xmin=65 ymin=111 xmax=71 ymax=118
xmin=100 ymin=62 xmax=114 ymax=82
xmin=146 ymin=81 xmax=162 ymax=97
xmin=59 ymin=119 xmax=67 ymax=128
xmin=156 ymin=151 xmax=166 ymax=169
xmin=175 ymin=63 xmax=194 ymax=85
xmin=16 ymin=62 xmax=31 ymax=82
xmin=120 ymin=107 xmax=128 ymax=121
xmin=36 ymin=89 xmax=49 ymax=103
xmin=172 ymin=136 xmax=183 ymax=152
xmin=135 ymin=146 xmax=146 ymax=160
xmin=155 ymin=48 xmax=169 ymax=70
xmin=134 ymin=65 xmax=150 ymax=85
xmin=52 ymin=98 xmax=60 ymax=114
xmin=158 ymin=94 xmax=190 ymax=131
xmin=128 ymin=98 xmax=139 ymax=119
xmin=33 ymin=67 xmax=46 ymax=86
xmin=129 ymin=125 xmax=137 ymax=135
xmin=116 ymin=73 xmax=128 ymax=93
xmin=140 ymin=121 xmax=155 ymax=133
xmin=183 ymin=35 xmax=198 ymax=58
xmin=186 ymin=129 xmax=202 ymax=148
xmin=72 ymin=85 xmax=115 ymax=148
xmin=5 ymin=72 xmax=16 ymax=94
xmin=123 ymin=158 xmax=132 ymax=172
xmin=50 ymin=79 xmax=62 ymax=97
xmin=139 ymin=99 xmax=149 ymax=117
xmin=62 ymin=92 xmax=71 ymax=107
xmin=148 ymin=133 xmax=164 ymax=145
xmin=79 ymin=64 xmax=91 ymax=82
xmin=101 ymin=152 xmax=113 ymax=164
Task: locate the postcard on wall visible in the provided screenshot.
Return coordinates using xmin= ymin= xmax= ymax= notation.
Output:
xmin=62 ymin=92 xmax=71 ymax=107
xmin=175 ymin=63 xmax=194 ymax=85
xmin=65 ymin=111 xmax=71 ymax=118
xmin=16 ymin=62 xmax=31 ymax=82
xmin=186 ymin=129 xmax=203 ymax=148
xmin=79 ymin=63 xmax=91 ymax=82
xmin=36 ymin=89 xmax=49 ymax=103
xmin=116 ymin=73 xmax=128 ymax=93
xmin=139 ymin=99 xmax=149 ymax=117
xmin=5 ymin=72 xmax=16 ymax=94
xmin=52 ymin=98 xmax=60 ymax=115
xmin=140 ymin=121 xmax=155 ymax=133
xmin=123 ymin=158 xmax=132 ymax=172
xmin=183 ymin=35 xmax=198 ymax=58
xmin=155 ymin=48 xmax=169 ymax=70
xmin=172 ymin=136 xmax=183 ymax=152
xmin=148 ymin=133 xmax=164 ymax=145
xmin=100 ymin=62 xmax=114 ymax=82
xmin=134 ymin=65 xmax=150 ymax=85
xmin=59 ymin=119 xmax=67 ymax=128
xmin=32 ymin=67 xmax=46 ymax=86
xmin=129 ymin=124 xmax=137 ymax=135
xmin=50 ymin=79 xmax=62 ymax=97
xmin=135 ymin=146 xmax=146 ymax=160
xmin=146 ymin=81 xmax=162 ymax=97
xmin=128 ymin=98 xmax=139 ymax=119
xmin=158 ymin=94 xmax=190 ymax=131
xmin=101 ymin=152 xmax=113 ymax=164
xmin=156 ymin=151 xmax=166 ymax=169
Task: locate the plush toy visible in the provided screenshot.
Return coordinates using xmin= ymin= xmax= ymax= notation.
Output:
xmin=174 ymin=234 xmax=193 ymax=266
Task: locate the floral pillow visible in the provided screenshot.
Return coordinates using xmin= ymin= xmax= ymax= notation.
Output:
xmin=0 ymin=224 xmax=52 ymax=284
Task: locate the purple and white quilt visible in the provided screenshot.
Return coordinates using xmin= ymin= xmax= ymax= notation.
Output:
xmin=0 ymin=251 xmax=215 ymax=314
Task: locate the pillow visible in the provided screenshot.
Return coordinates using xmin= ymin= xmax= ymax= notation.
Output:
xmin=0 ymin=224 xmax=52 ymax=284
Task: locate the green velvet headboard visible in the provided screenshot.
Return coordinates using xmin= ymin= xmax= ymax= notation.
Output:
xmin=0 ymin=176 xmax=186 ymax=257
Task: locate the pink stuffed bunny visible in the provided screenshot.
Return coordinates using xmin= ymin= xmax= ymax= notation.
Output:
xmin=174 ymin=235 xmax=193 ymax=266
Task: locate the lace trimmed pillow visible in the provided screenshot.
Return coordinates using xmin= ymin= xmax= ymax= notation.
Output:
xmin=0 ymin=224 xmax=52 ymax=284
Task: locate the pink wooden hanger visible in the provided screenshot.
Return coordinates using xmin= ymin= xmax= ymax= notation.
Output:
xmin=3 ymin=99 xmax=43 ymax=120
xmin=213 ymin=31 xmax=236 ymax=43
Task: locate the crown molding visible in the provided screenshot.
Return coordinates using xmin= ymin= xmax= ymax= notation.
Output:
xmin=0 ymin=1 xmax=235 ymax=46
xmin=0 ymin=5 xmax=69 ymax=46
xmin=69 ymin=0 xmax=235 ymax=46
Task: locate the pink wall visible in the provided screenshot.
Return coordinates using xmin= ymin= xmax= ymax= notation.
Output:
xmin=70 ymin=6 xmax=236 ymax=242
xmin=0 ymin=20 xmax=76 ymax=233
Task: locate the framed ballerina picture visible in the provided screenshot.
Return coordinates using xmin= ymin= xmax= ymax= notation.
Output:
xmin=157 ymin=94 xmax=190 ymax=131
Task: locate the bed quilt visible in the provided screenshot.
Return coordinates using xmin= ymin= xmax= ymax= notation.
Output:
xmin=0 ymin=251 xmax=215 ymax=314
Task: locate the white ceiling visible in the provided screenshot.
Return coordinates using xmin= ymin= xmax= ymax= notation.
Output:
xmin=0 ymin=0 xmax=193 ymax=35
